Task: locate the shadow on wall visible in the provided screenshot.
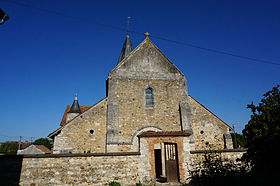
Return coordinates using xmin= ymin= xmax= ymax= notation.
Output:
xmin=0 ymin=155 xmax=23 ymax=185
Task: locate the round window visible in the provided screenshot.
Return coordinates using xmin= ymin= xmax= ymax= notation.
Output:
xmin=89 ymin=129 xmax=95 ymax=134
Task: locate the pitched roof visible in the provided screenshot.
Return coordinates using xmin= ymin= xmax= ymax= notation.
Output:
xmin=60 ymin=105 xmax=91 ymax=126
xmin=34 ymin=145 xmax=51 ymax=154
xmin=110 ymin=36 xmax=184 ymax=77
xmin=68 ymin=97 xmax=81 ymax=113
xmin=117 ymin=32 xmax=133 ymax=64
xmin=138 ymin=131 xmax=191 ymax=137
xmin=49 ymin=97 xmax=107 ymax=138
xmin=20 ymin=142 xmax=31 ymax=150
xmin=188 ymin=95 xmax=233 ymax=130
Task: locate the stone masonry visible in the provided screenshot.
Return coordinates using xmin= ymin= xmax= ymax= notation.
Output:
xmin=42 ymin=34 xmax=239 ymax=185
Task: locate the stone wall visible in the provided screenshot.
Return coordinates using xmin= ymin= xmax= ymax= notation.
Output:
xmin=20 ymin=154 xmax=141 ymax=185
xmin=105 ymin=37 xmax=194 ymax=148
xmin=53 ymin=98 xmax=107 ymax=154
xmin=0 ymin=149 xmax=247 ymax=185
xmin=189 ymin=96 xmax=231 ymax=150
xmin=189 ymin=149 xmax=247 ymax=171
xmin=114 ymin=79 xmax=184 ymax=143
xmin=0 ymin=153 xmax=155 ymax=186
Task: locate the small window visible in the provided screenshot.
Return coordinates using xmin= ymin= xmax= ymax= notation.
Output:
xmin=145 ymin=88 xmax=154 ymax=107
xmin=89 ymin=129 xmax=95 ymax=135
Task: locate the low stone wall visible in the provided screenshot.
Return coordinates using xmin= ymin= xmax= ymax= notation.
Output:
xmin=0 ymin=152 xmax=154 ymax=186
xmin=0 ymin=149 xmax=247 ymax=185
xmin=189 ymin=148 xmax=247 ymax=172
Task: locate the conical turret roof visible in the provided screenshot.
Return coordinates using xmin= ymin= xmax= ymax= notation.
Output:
xmin=117 ymin=32 xmax=133 ymax=64
xmin=68 ymin=93 xmax=81 ymax=113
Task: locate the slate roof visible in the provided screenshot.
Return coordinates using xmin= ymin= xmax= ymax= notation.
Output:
xmin=60 ymin=105 xmax=91 ymax=126
xmin=68 ymin=94 xmax=81 ymax=113
xmin=117 ymin=32 xmax=133 ymax=64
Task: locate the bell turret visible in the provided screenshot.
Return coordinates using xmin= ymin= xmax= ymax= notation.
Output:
xmin=66 ymin=93 xmax=81 ymax=122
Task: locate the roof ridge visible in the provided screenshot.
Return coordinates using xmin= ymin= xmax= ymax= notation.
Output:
xmin=188 ymin=95 xmax=233 ymax=130
xmin=110 ymin=36 xmax=184 ymax=76
xmin=48 ymin=97 xmax=107 ymax=138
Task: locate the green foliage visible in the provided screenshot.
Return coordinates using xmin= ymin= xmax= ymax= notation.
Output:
xmin=242 ymin=85 xmax=280 ymax=172
xmin=109 ymin=181 xmax=121 ymax=186
xmin=188 ymin=85 xmax=280 ymax=186
xmin=188 ymin=151 xmax=279 ymax=186
xmin=230 ymin=133 xmax=246 ymax=148
xmin=189 ymin=151 xmax=247 ymax=186
xmin=33 ymin=138 xmax=52 ymax=150
xmin=135 ymin=181 xmax=142 ymax=186
xmin=0 ymin=141 xmax=18 ymax=155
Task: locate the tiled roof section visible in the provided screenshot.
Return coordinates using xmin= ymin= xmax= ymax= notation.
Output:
xmin=60 ymin=105 xmax=91 ymax=126
xmin=35 ymin=145 xmax=51 ymax=154
xmin=20 ymin=142 xmax=31 ymax=150
xmin=138 ymin=131 xmax=191 ymax=138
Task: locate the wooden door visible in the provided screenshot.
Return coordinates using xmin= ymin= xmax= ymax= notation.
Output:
xmin=164 ymin=143 xmax=179 ymax=182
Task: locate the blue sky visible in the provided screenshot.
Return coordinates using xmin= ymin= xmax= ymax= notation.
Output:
xmin=0 ymin=0 xmax=279 ymax=142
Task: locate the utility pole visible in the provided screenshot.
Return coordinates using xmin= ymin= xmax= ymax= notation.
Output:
xmin=233 ymin=124 xmax=238 ymax=149
xmin=18 ymin=136 xmax=22 ymax=150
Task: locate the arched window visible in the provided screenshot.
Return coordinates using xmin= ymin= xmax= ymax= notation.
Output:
xmin=145 ymin=88 xmax=154 ymax=107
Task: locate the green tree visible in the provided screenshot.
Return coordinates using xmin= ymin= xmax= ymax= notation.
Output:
xmin=0 ymin=141 xmax=18 ymax=155
xmin=230 ymin=133 xmax=246 ymax=148
xmin=189 ymin=151 xmax=247 ymax=186
xmin=33 ymin=138 xmax=52 ymax=150
xmin=242 ymin=85 xmax=280 ymax=172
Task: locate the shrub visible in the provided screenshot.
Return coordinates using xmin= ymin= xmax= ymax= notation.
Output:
xmin=189 ymin=151 xmax=248 ymax=186
xmin=109 ymin=181 xmax=121 ymax=186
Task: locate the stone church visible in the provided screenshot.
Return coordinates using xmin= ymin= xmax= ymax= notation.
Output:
xmin=48 ymin=32 xmax=233 ymax=183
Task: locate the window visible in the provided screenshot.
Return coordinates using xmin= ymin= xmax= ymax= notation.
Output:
xmin=89 ymin=129 xmax=95 ymax=135
xmin=145 ymin=87 xmax=154 ymax=107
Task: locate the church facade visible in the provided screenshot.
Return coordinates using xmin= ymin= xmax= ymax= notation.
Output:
xmin=48 ymin=33 xmax=233 ymax=183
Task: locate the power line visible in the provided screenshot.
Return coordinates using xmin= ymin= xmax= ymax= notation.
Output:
xmin=0 ymin=133 xmax=40 ymax=140
xmin=151 ymin=35 xmax=280 ymax=66
xmin=2 ymin=0 xmax=280 ymax=66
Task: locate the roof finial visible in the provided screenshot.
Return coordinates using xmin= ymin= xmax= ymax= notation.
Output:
xmin=117 ymin=18 xmax=134 ymax=64
xmin=75 ymin=91 xmax=78 ymax=100
xmin=144 ymin=32 xmax=150 ymax=38
xmin=126 ymin=16 xmax=131 ymax=35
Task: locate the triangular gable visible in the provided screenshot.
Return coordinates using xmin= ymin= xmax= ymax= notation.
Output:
xmin=110 ymin=37 xmax=184 ymax=78
xmin=60 ymin=105 xmax=92 ymax=126
xmin=34 ymin=145 xmax=51 ymax=154
xmin=18 ymin=144 xmax=50 ymax=154
xmin=188 ymin=95 xmax=233 ymax=130
xmin=48 ymin=97 xmax=107 ymax=138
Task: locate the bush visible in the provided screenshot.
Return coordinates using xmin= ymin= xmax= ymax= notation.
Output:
xmin=0 ymin=141 xmax=18 ymax=155
xmin=109 ymin=181 xmax=121 ymax=186
xmin=189 ymin=151 xmax=248 ymax=186
xmin=33 ymin=138 xmax=52 ymax=150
